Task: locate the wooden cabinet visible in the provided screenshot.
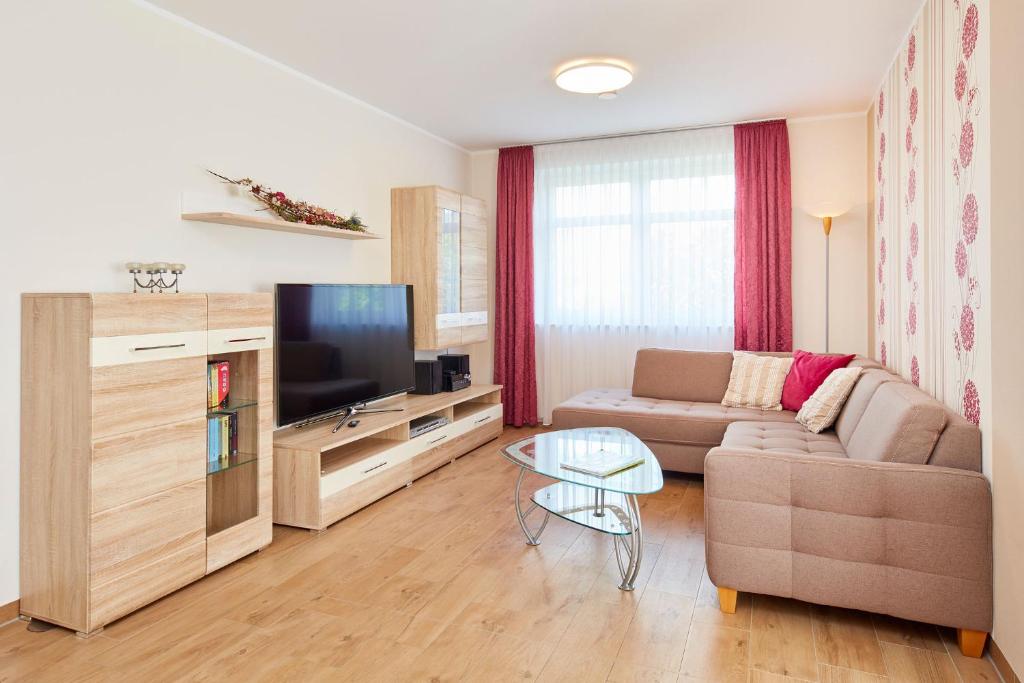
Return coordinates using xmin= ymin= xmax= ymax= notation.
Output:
xmin=391 ymin=186 xmax=489 ymax=349
xmin=20 ymin=292 xmax=273 ymax=636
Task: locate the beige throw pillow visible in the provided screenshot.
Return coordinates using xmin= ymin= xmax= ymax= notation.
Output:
xmin=797 ymin=367 xmax=864 ymax=433
xmin=721 ymin=352 xmax=794 ymax=411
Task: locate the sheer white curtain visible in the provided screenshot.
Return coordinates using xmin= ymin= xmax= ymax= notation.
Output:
xmin=534 ymin=126 xmax=736 ymax=422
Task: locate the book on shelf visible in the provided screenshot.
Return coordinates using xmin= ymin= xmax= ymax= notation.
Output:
xmin=228 ymin=411 xmax=238 ymax=456
xmin=207 ymin=414 xmax=235 ymax=466
xmin=219 ymin=414 xmax=229 ymax=463
xmin=208 ymin=360 xmax=229 ymax=408
xmin=559 ymin=449 xmax=645 ymax=477
xmin=207 ymin=416 xmax=221 ymax=465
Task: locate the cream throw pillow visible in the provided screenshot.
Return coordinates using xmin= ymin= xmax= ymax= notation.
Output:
xmin=797 ymin=367 xmax=864 ymax=433
xmin=721 ymin=352 xmax=794 ymax=411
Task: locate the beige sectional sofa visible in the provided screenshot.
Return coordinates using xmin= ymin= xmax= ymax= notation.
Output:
xmin=551 ymin=348 xmax=992 ymax=657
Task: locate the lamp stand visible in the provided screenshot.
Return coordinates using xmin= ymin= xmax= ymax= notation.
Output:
xmin=822 ymin=216 xmax=832 ymax=353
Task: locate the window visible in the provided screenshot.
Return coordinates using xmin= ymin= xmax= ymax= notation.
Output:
xmin=532 ymin=126 xmax=736 ymax=421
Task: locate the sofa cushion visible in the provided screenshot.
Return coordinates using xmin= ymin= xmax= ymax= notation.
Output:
xmin=781 ymin=350 xmax=856 ymax=411
xmin=550 ymin=388 xmax=797 ymax=447
xmin=632 ymin=349 xmax=735 ymax=403
xmin=796 ymin=367 xmax=863 ymax=434
xmin=834 ymin=368 xmax=900 ymax=447
xmin=845 ymin=381 xmax=947 ymax=464
xmin=720 ymin=421 xmax=847 ymax=458
xmin=722 ymin=352 xmax=793 ymax=411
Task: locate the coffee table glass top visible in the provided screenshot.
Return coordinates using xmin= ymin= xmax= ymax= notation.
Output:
xmin=500 ymin=427 xmax=663 ymax=495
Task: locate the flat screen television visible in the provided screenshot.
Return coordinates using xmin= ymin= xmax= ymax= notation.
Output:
xmin=275 ymin=284 xmax=415 ymax=427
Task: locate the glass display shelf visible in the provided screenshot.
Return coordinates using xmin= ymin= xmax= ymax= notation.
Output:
xmin=207 ymin=451 xmax=258 ymax=476
xmin=208 ymin=398 xmax=258 ymax=416
xmin=532 ymin=482 xmax=635 ymax=535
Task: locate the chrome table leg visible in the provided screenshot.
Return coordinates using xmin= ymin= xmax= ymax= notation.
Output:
xmin=612 ymin=494 xmax=644 ymax=590
xmin=514 ymin=467 xmax=550 ymax=546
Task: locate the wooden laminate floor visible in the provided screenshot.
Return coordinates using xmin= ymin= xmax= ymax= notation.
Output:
xmin=2 ymin=427 xmax=1002 ymax=682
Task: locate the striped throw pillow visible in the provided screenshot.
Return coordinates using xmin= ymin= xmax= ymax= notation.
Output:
xmin=721 ymin=352 xmax=794 ymax=411
xmin=797 ymin=367 xmax=864 ymax=433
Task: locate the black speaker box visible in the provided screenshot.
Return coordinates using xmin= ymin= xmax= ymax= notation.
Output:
xmin=438 ymin=353 xmax=471 ymax=378
xmin=412 ymin=359 xmax=442 ymax=395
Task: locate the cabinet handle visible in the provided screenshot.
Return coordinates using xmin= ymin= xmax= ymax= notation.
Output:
xmin=130 ymin=343 xmax=186 ymax=352
xmin=362 ymin=461 xmax=388 ymax=475
xmin=474 ymin=416 xmax=492 ymax=424
xmin=226 ymin=336 xmax=267 ymax=344
xmin=428 ymin=434 xmax=448 ymax=445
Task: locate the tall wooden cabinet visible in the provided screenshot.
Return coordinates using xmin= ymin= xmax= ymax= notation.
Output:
xmin=20 ymin=293 xmax=273 ymax=636
xmin=391 ymin=186 xmax=489 ymax=349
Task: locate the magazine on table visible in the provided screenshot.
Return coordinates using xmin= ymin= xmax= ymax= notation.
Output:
xmin=560 ymin=448 xmax=644 ymax=477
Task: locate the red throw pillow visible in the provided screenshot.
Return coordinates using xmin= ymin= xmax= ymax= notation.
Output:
xmin=781 ymin=350 xmax=856 ymax=412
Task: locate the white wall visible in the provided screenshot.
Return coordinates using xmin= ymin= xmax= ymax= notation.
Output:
xmin=0 ymin=0 xmax=471 ymax=605
xmin=789 ymin=114 xmax=869 ymax=356
xmin=989 ymin=0 xmax=1024 ymax=670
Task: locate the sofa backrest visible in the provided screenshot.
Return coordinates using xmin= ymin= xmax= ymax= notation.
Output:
xmin=835 ymin=366 xmax=982 ymax=471
xmin=632 ymin=348 xmax=735 ymax=403
xmin=632 ymin=348 xmax=880 ymax=404
xmin=928 ymin=408 xmax=982 ymax=471
xmin=834 ymin=368 xmax=900 ymax=446
xmin=844 ymin=380 xmax=948 ymax=465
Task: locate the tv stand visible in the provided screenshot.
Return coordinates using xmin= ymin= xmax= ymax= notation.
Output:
xmin=331 ymin=404 xmax=405 ymax=433
xmin=273 ymin=385 xmax=502 ymax=531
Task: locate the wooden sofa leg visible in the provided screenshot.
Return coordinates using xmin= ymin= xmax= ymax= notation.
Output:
xmin=957 ymin=629 xmax=987 ymax=658
xmin=717 ymin=587 xmax=738 ymax=614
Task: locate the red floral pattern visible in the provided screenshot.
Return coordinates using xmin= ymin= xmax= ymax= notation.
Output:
xmin=963 ymin=4 xmax=979 ymax=59
xmin=910 ymin=222 xmax=919 ymax=258
xmin=959 ymin=120 xmax=974 ymax=167
xmin=963 ymin=380 xmax=980 ymax=425
xmin=962 ymin=193 xmax=978 ymax=243
xmin=910 ymin=356 xmax=920 ymax=386
xmin=955 ymin=61 xmax=967 ymax=100
xmin=910 ymin=87 xmax=919 ymax=124
xmin=960 ymin=305 xmax=975 ymax=352
xmin=955 ymin=241 xmax=968 ymax=278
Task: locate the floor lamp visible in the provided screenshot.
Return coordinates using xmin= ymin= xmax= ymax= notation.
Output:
xmin=811 ymin=210 xmax=846 ymax=353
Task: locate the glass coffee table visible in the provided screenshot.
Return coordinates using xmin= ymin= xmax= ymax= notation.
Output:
xmin=499 ymin=427 xmax=663 ymax=591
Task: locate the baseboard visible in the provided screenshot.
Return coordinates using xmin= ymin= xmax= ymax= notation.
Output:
xmin=0 ymin=599 xmax=20 ymax=625
xmin=991 ymin=638 xmax=1021 ymax=683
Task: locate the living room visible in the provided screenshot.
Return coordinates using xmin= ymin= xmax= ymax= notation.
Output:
xmin=3 ymin=1 xmax=1023 ymax=681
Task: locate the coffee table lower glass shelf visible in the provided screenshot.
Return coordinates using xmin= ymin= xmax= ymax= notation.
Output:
xmin=502 ymin=428 xmax=662 ymax=591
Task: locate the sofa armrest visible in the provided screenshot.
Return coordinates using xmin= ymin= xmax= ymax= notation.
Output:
xmin=704 ymin=447 xmax=993 ymax=632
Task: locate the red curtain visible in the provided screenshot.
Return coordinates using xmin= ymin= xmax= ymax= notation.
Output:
xmin=494 ymin=146 xmax=538 ymax=426
xmin=733 ymin=120 xmax=793 ymax=351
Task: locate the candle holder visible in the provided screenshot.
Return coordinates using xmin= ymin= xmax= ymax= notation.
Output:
xmin=126 ymin=262 xmax=185 ymax=293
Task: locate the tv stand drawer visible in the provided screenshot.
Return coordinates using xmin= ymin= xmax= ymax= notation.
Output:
xmin=411 ymin=416 xmax=502 ymax=479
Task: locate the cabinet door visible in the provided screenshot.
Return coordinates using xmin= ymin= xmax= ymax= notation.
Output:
xmin=460 ymin=195 xmax=488 ymax=344
xmin=436 ymin=188 xmax=463 ymax=347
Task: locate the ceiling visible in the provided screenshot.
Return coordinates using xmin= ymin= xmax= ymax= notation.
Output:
xmin=148 ymin=0 xmax=922 ymax=151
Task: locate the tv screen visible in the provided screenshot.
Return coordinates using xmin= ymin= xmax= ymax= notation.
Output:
xmin=275 ymin=284 xmax=415 ymax=427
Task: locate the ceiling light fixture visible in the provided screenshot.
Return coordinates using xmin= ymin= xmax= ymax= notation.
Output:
xmin=555 ymin=60 xmax=633 ymax=96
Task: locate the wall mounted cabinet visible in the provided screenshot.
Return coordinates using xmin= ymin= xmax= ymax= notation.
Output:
xmin=391 ymin=186 xmax=489 ymax=349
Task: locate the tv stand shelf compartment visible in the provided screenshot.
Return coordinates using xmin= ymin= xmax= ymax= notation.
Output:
xmin=273 ymin=385 xmax=503 ymax=531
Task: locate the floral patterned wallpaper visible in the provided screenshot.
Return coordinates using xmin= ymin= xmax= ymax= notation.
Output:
xmin=873 ymin=0 xmax=989 ymax=427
